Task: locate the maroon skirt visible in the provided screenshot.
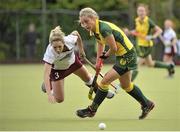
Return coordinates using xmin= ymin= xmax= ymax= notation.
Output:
xmin=50 ymin=55 xmax=82 ymax=81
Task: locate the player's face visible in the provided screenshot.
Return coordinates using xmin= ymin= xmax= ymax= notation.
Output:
xmin=164 ymin=20 xmax=172 ymax=29
xmin=52 ymin=41 xmax=64 ymax=54
xmin=80 ymin=16 xmax=95 ymax=31
xmin=137 ymin=6 xmax=147 ymax=18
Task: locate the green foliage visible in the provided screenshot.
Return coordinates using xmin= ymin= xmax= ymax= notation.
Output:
xmin=0 ymin=0 xmax=179 ymax=61
xmin=0 ymin=42 xmax=10 ymax=61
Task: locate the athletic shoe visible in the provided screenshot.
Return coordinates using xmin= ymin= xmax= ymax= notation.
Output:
xmin=76 ymin=106 xmax=96 ymax=118
xmin=107 ymin=90 xmax=115 ymax=99
xmin=139 ymin=100 xmax=155 ymax=120
xmin=168 ymin=64 xmax=175 ymax=77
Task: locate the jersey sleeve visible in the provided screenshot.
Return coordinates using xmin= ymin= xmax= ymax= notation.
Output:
xmin=64 ymin=35 xmax=78 ymax=45
xmin=43 ymin=45 xmax=54 ymax=64
xmin=171 ymin=30 xmax=177 ymax=38
xmin=101 ymin=23 xmax=113 ymax=38
xmin=148 ymin=18 xmax=156 ymax=29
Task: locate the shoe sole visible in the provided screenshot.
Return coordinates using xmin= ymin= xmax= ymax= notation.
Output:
xmin=139 ymin=102 xmax=155 ymax=120
xmin=76 ymin=111 xmax=95 ymax=118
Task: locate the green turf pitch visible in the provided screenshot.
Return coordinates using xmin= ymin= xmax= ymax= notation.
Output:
xmin=0 ymin=64 xmax=180 ymax=131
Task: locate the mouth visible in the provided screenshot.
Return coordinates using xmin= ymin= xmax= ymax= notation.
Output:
xmin=85 ymin=27 xmax=91 ymax=31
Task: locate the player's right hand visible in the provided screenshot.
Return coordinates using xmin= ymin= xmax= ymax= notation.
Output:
xmin=48 ymin=94 xmax=56 ymax=104
xmin=95 ymin=58 xmax=103 ymax=72
xmin=99 ymin=51 xmax=109 ymax=60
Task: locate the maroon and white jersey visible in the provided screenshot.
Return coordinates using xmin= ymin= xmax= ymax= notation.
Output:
xmin=163 ymin=28 xmax=177 ymax=54
xmin=43 ymin=34 xmax=78 ymax=70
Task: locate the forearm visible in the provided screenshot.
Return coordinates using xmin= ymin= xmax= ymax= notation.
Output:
xmin=105 ymin=48 xmax=115 ymax=57
xmin=77 ymin=35 xmax=84 ymax=52
xmin=71 ymin=31 xmax=84 ymax=52
xmin=152 ymin=26 xmax=162 ymax=38
xmin=172 ymin=38 xmax=177 ymax=46
xmin=44 ymin=75 xmax=52 ymax=95
xmin=44 ymin=63 xmax=52 ymax=95
xmin=96 ymin=43 xmax=104 ymax=63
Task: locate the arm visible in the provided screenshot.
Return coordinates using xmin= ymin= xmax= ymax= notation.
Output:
xmin=172 ymin=37 xmax=178 ymax=46
xmin=44 ymin=63 xmax=52 ymax=95
xmin=71 ymin=30 xmax=86 ymax=58
xmin=96 ymin=43 xmax=105 ymax=64
xmin=152 ymin=25 xmax=162 ymax=39
xmin=104 ymin=35 xmax=117 ymax=57
xmin=44 ymin=63 xmax=55 ymax=103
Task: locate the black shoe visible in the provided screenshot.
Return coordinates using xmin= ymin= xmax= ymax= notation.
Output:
xmin=41 ymin=83 xmax=46 ymax=93
xmin=139 ymin=101 xmax=155 ymax=120
xmin=76 ymin=106 xmax=96 ymax=118
xmin=168 ymin=64 xmax=175 ymax=77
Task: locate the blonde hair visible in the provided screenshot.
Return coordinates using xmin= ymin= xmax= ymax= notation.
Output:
xmin=49 ymin=26 xmax=65 ymax=44
xmin=137 ymin=3 xmax=149 ymax=14
xmin=165 ymin=19 xmax=175 ymax=29
xmin=79 ymin=7 xmax=99 ymax=19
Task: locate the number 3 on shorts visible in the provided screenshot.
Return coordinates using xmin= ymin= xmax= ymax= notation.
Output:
xmin=54 ymin=72 xmax=60 ymax=80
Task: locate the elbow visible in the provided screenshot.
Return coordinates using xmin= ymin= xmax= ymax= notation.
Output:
xmin=71 ymin=30 xmax=79 ymax=36
xmin=159 ymin=28 xmax=163 ymax=34
xmin=112 ymin=46 xmax=117 ymax=53
xmin=157 ymin=27 xmax=163 ymax=35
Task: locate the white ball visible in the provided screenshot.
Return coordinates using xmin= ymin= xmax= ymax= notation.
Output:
xmin=98 ymin=122 xmax=106 ymax=130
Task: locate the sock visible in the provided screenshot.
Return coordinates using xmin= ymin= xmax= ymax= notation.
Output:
xmin=154 ymin=61 xmax=171 ymax=69
xmin=127 ymin=84 xmax=149 ymax=107
xmin=131 ymin=70 xmax=139 ymax=82
xmin=90 ymin=85 xmax=108 ymax=111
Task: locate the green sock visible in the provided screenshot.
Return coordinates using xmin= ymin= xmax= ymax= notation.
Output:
xmin=127 ymin=85 xmax=148 ymax=107
xmin=131 ymin=70 xmax=139 ymax=82
xmin=154 ymin=61 xmax=170 ymax=69
xmin=90 ymin=88 xmax=108 ymax=111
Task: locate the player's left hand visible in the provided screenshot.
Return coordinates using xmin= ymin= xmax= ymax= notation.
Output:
xmin=99 ymin=51 xmax=109 ymax=60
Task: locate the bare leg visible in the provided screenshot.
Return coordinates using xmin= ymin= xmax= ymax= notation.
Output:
xmin=73 ymin=65 xmax=91 ymax=82
xmin=51 ymin=79 xmax=65 ymax=103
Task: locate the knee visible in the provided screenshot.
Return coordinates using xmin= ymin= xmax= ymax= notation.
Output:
xmin=55 ymin=98 xmax=64 ymax=103
xmin=99 ymin=81 xmax=109 ymax=91
xmin=147 ymin=63 xmax=154 ymax=67
xmin=146 ymin=61 xmax=154 ymax=67
xmin=121 ymin=83 xmax=134 ymax=92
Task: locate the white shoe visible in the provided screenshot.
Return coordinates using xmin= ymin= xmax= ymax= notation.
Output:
xmin=106 ymin=90 xmax=115 ymax=99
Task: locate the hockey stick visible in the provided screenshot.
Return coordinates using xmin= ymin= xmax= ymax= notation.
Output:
xmin=84 ymin=57 xmax=120 ymax=93
xmin=88 ymin=58 xmax=103 ymax=100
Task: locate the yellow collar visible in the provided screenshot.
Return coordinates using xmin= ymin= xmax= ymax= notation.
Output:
xmin=95 ymin=19 xmax=100 ymax=34
xmin=137 ymin=16 xmax=148 ymax=23
xmin=89 ymin=19 xmax=100 ymax=36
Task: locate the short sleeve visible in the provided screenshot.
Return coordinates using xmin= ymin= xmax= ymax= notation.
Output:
xmin=148 ymin=18 xmax=156 ymax=29
xmin=64 ymin=35 xmax=78 ymax=45
xmin=171 ymin=30 xmax=177 ymax=38
xmin=100 ymin=23 xmax=113 ymax=38
xmin=43 ymin=44 xmax=54 ymax=64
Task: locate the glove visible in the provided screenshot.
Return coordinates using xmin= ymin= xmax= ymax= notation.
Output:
xmin=96 ymin=58 xmax=103 ymax=72
xmin=146 ymin=35 xmax=154 ymax=40
xmin=99 ymin=51 xmax=109 ymax=59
